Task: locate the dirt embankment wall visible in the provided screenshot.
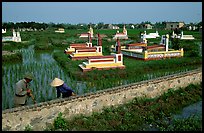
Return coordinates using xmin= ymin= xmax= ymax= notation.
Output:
xmin=2 ymin=68 xmax=202 ymax=131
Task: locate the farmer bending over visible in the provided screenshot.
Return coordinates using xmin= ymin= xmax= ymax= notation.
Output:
xmin=14 ymin=73 xmax=36 ymax=107
xmin=50 ymin=78 xmax=76 ymax=98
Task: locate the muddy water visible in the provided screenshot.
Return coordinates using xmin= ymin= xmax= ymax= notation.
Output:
xmin=2 ymin=45 xmax=90 ymax=110
xmin=146 ymin=101 xmax=202 ymax=131
xmin=173 ymin=101 xmax=202 ymax=119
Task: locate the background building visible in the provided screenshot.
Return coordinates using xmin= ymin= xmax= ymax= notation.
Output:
xmin=165 ymin=22 xmax=185 ymax=30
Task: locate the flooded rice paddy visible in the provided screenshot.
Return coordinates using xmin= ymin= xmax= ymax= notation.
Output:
xmin=2 ymin=43 xmax=202 ymax=111
xmin=2 ymin=45 xmax=91 ymax=110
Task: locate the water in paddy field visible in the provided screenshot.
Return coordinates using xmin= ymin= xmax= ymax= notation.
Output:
xmin=199 ymin=42 xmax=202 ymax=56
xmin=2 ymin=45 xmax=90 ymax=110
xmin=146 ymin=101 xmax=202 ymax=131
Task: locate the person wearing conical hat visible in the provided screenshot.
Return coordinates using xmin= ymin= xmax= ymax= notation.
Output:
xmin=14 ymin=72 xmax=36 ymax=107
xmin=50 ymin=78 xmax=76 ymax=98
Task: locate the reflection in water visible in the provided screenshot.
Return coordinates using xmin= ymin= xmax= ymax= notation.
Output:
xmin=2 ymin=45 xmax=87 ymax=110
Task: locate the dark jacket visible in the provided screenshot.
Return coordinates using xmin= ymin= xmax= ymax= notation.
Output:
xmin=56 ymin=83 xmax=74 ymax=98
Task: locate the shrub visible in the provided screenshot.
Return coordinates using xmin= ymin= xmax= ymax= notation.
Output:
xmin=53 ymin=112 xmax=68 ymax=130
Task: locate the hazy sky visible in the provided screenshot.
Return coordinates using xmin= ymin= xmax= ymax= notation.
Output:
xmin=2 ymin=2 xmax=202 ymax=24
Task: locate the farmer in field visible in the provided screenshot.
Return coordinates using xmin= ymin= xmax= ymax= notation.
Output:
xmin=50 ymin=78 xmax=76 ymax=98
xmin=14 ymin=73 xmax=36 ymax=107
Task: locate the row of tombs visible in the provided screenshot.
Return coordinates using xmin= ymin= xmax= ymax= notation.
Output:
xmin=64 ymin=31 xmax=184 ymax=72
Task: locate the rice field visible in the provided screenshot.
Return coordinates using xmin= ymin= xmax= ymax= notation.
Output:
xmin=2 ymin=28 xmax=202 ymax=110
xmin=2 ymin=45 xmax=89 ymax=110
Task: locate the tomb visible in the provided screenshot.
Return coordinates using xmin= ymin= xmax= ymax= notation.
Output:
xmin=171 ymin=30 xmax=181 ymax=39
xmin=141 ymin=30 xmax=160 ymax=39
xmin=113 ymin=25 xmax=128 ymax=40
xmin=79 ymin=38 xmax=125 ymax=72
xmin=64 ymin=32 xmax=93 ymax=54
xmin=112 ymin=34 xmax=184 ymax=60
xmin=69 ymin=33 xmax=103 ymax=60
xmin=171 ymin=31 xmax=195 ymax=40
xmin=180 ymin=31 xmax=195 ymax=40
xmin=148 ymin=30 xmax=160 ymax=38
xmin=55 ymin=28 xmax=65 ymax=33
xmin=111 ymin=33 xmax=147 ymax=52
xmin=64 ymin=43 xmax=92 ymax=54
xmin=124 ymin=43 xmax=147 ymax=52
xmin=2 ymin=29 xmax=21 ymax=42
xmin=79 ymin=26 xmax=94 ymax=38
xmin=2 ymin=28 xmax=6 ymax=34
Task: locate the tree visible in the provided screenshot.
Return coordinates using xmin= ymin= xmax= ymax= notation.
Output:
xmin=97 ymin=22 xmax=104 ymax=29
xmin=3 ymin=22 xmax=15 ymax=29
xmin=197 ymin=21 xmax=202 ymax=27
xmin=154 ymin=22 xmax=166 ymax=29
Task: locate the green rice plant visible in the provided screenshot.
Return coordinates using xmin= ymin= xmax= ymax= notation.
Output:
xmin=40 ymin=91 xmax=45 ymax=102
xmin=2 ymin=29 xmax=202 ymax=111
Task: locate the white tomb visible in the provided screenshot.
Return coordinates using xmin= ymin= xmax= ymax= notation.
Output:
xmin=2 ymin=28 xmax=6 ymax=33
xmin=113 ymin=25 xmax=128 ymax=40
xmin=171 ymin=31 xmax=195 ymax=40
xmin=79 ymin=26 xmax=94 ymax=38
xmin=55 ymin=28 xmax=65 ymax=33
xmin=180 ymin=31 xmax=195 ymax=40
xmin=2 ymin=29 xmax=21 ymax=42
xmin=141 ymin=31 xmax=160 ymax=39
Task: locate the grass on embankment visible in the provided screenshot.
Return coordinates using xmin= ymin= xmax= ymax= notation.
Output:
xmin=2 ymin=40 xmax=32 ymax=63
xmin=43 ymin=82 xmax=202 ymax=131
xmin=2 ymin=52 xmax=22 ymax=63
xmin=2 ymin=41 xmax=30 ymax=51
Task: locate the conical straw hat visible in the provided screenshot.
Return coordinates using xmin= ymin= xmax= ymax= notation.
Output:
xmin=24 ymin=72 xmax=34 ymax=80
xmin=50 ymin=78 xmax=64 ymax=87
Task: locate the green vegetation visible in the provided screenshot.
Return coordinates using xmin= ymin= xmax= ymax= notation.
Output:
xmin=53 ymin=112 xmax=68 ymax=130
xmin=45 ymin=83 xmax=202 ymax=131
xmin=2 ymin=21 xmax=202 ymax=32
xmin=180 ymin=40 xmax=201 ymax=57
xmin=160 ymin=115 xmax=202 ymax=131
xmin=2 ymin=28 xmax=202 ymax=108
xmin=2 ymin=41 xmax=30 ymax=51
xmin=50 ymin=28 xmax=201 ymax=93
xmin=24 ymin=124 xmax=33 ymax=131
xmin=2 ymin=52 xmax=22 ymax=63
xmin=53 ymin=50 xmax=201 ymax=92
xmin=171 ymin=38 xmax=201 ymax=57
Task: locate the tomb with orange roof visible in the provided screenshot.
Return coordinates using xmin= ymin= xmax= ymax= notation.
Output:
xmin=112 ymin=34 xmax=184 ymax=60
xmin=69 ymin=33 xmax=103 ymax=60
xmin=79 ymin=38 xmax=125 ymax=72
